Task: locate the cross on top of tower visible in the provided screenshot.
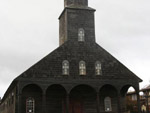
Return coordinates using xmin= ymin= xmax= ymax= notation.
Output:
xmin=64 ymin=0 xmax=88 ymax=7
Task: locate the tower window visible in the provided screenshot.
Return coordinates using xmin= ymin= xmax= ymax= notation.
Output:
xmin=62 ymin=60 xmax=69 ymax=75
xmin=79 ymin=61 xmax=86 ymax=75
xmin=104 ymin=97 xmax=112 ymax=112
xmin=95 ymin=61 xmax=102 ymax=75
xmin=78 ymin=28 xmax=85 ymax=42
xmin=26 ymin=97 xmax=35 ymax=113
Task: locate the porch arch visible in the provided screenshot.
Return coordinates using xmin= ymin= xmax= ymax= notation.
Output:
xmin=99 ymin=84 xmax=118 ymax=113
xmin=120 ymin=84 xmax=139 ymax=113
xmin=46 ymin=84 xmax=67 ymax=113
xmin=69 ymin=84 xmax=97 ymax=113
xmin=22 ymin=84 xmax=43 ymax=113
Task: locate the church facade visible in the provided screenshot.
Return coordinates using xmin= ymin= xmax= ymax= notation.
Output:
xmin=0 ymin=0 xmax=142 ymax=113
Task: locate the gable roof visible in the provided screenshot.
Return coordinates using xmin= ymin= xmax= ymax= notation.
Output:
xmin=141 ymin=85 xmax=150 ymax=91
xmin=1 ymin=40 xmax=142 ymax=104
xmin=15 ymin=41 xmax=142 ymax=82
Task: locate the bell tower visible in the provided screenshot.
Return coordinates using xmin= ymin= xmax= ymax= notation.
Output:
xmin=59 ymin=0 xmax=95 ymax=45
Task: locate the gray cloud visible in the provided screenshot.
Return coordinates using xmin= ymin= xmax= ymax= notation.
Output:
xmin=0 ymin=0 xmax=150 ymax=97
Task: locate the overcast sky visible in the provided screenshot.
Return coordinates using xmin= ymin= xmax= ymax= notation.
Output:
xmin=0 ymin=0 xmax=150 ymax=98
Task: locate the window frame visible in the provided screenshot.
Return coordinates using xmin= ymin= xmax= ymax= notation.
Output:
xmin=104 ymin=97 xmax=112 ymax=112
xmin=78 ymin=28 xmax=85 ymax=42
xmin=26 ymin=97 xmax=35 ymax=113
xmin=62 ymin=60 xmax=69 ymax=75
xmin=95 ymin=61 xmax=102 ymax=75
xmin=79 ymin=61 xmax=86 ymax=75
xmin=131 ymin=94 xmax=137 ymax=101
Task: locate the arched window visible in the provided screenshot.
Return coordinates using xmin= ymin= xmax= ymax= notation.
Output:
xmin=78 ymin=28 xmax=85 ymax=41
xmin=104 ymin=97 xmax=112 ymax=112
xmin=95 ymin=61 xmax=102 ymax=75
xmin=79 ymin=61 xmax=86 ymax=75
xmin=62 ymin=60 xmax=69 ymax=75
xmin=26 ymin=97 xmax=35 ymax=113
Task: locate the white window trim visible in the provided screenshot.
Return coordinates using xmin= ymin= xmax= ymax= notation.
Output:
xmin=79 ymin=61 xmax=86 ymax=75
xmin=104 ymin=97 xmax=112 ymax=112
xmin=26 ymin=97 xmax=35 ymax=113
xmin=62 ymin=60 xmax=69 ymax=75
xmin=78 ymin=28 xmax=85 ymax=42
xmin=95 ymin=61 xmax=102 ymax=75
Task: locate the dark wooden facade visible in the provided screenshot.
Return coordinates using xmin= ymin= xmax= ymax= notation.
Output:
xmin=0 ymin=0 xmax=142 ymax=113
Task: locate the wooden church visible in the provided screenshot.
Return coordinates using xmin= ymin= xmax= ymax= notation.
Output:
xmin=0 ymin=0 xmax=142 ymax=113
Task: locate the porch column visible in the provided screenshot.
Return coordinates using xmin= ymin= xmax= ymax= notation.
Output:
xmin=117 ymin=91 xmax=122 ymax=113
xmin=42 ymin=92 xmax=46 ymax=113
xmin=17 ymin=92 xmax=22 ymax=113
xmin=137 ymin=90 xmax=141 ymax=113
xmin=96 ymin=92 xmax=100 ymax=113
xmin=66 ymin=93 xmax=70 ymax=113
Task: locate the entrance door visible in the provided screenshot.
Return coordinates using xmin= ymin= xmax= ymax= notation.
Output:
xmin=69 ymin=99 xmax=84 ymax=113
